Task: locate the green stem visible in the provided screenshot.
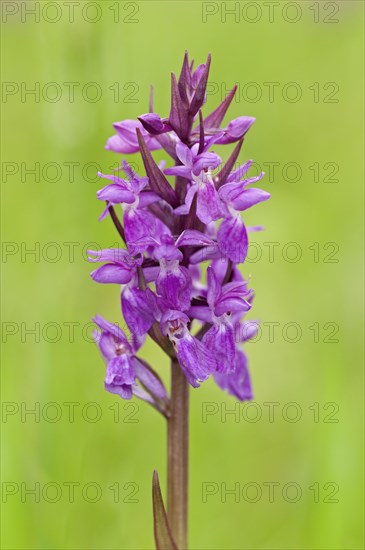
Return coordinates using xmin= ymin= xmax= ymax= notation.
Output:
xmin=167 ymin=359 xmax=189 ymax=549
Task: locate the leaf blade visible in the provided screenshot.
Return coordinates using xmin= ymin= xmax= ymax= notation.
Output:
xmin=170 ymin=73 xmax=190 ymax=141
xmin=136 ymin=129 xmax=178 ymax=206
xmin=189 ymin=53 xmax=211 ymax=116
xmin=203 ymin=84 xmax=238 ymax=129
xmin=152 ymin=471 xmax=179 ymax=550
xmin=215 ymin=137 xmax=244 ymax=188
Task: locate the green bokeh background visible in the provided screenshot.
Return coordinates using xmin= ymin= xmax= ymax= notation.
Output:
xmin=1 ymin=1 xmax=364 ymax=549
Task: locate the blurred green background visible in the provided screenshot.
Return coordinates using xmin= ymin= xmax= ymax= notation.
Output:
xmin=1 ymin=1 xmax=364 ymax=549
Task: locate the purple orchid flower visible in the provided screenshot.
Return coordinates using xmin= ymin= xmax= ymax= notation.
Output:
xmin=92 ymin=52 xmax=270 ymax=408
xmin=97 ymin=161 xmax=167 ymax=243
xmin=160 ymin=310 xmax=216 ymax=388
xmin=88 ymin=249 xmax=156 ymax=337
xmin=165 ymin=142 xmax=222 ymax=180
xmin=214 ymin=348 xmax=253 ymax=401
xmin=190 ymin=266 xmax=252 ymax=373
xmin=91 ymin=54 xmax=272 ymax=548
xmin=215 ymin=162 xmax=270 ymax=263
xmin=129 ymin=232 xmax=192 ymax=312
xmin=93 ymin=315 xmax=167 ymax=405
xmin=88 ymin=248 xmax=142 ymax=284
xmin=165 ymin=142 xmax=223 ymax=224
xmin=214 ymin=319 xmax=259 ymax=401
xmin=138 ymin=113 xmax=173 ymax=135
xmin=105 ymin=119 xmax=161 ymax=154
xmin=214 ymin=116 xmax=256 ymax=144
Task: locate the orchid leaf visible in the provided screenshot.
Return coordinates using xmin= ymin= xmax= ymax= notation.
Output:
xmin=170 ymin=73 xmax=190 ymax=141
xmin=203 ymin=84 xmax=238 ymax=129
xmin=215 ymin=137 xmax=244 ymax=188
xmin=152 ymin=471 xmax=178 ymax=550
xmin=136 ymin=129 xmax=178 ymax=206
xmin=189 ymin=53 xmax=211 ymax=116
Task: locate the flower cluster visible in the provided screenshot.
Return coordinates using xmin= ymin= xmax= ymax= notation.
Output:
xmin=91 ymin=52 xmax=270 ymax=409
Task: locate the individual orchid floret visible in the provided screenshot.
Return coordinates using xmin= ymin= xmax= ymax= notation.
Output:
xmin=165 ymin=141 xmax=221 ymax=179
xmin=190 ymin=267 xmax=252 ymax=373
xmin=129 ymin=232 xmax=192 ymax=312
xmin=88 ymin=250 xmax=157 ymax=337
xmin=160 ymin=310 xmax=216 ymax=387
xmin=97 ymin=161 xmax=168 ymax=243
xmin=214 ymin=348 xmax=253 ymax=401
xmin=121 ymin=285 xmax=157 ymax=338
xmin=98 ymin=160 xmax=154 ymax=201
xmin=96 ymin=176 xmax=135 ymax=207
xmin=89 ymin=248 xmax=142 ymax=285
xmin=105 ymin=119 xmax=161 ymax=154
xmin=93 ymin=315 xmax=167 ymax=407
xmin=214 ymin=319 xmax=259 ymax=401
xmin=210 ymin=258 xmax=246 ymax=286
xmin=138 ymin=113 xmax=179 ymax=160
xmin=138 ymin=113 xmax=173 ymax=135
xmin=216 ymin=167 xmax=270 ymax=264
xmin=214 ymin=116 xmax=256 ymax=144
xmin=180 ymin=173 xmax=223 ymax=224
xmin=219 ymin=173 xmax=270 ymax=214
xmin=153 ymin=235 xmax=192 ymax=312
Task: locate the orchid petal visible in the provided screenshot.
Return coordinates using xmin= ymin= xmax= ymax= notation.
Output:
xmin=217 ymin=217 xmax=248 ymax=264
xmin=175 ymin=335 xmax=216 ymax=388
xmin=203 ymin=322 xmax=236 ymax=373
xmin=91 ymin=264 xmax=133 ymax=285
xmin=176 ymin=142 xmax=193 ymax=167
xmin=122 ymin=287 xmax=155 ymax=337
xmin=156 ymin=265 xmax=192 ymax=312
xmin=97 ymin=185 xmax=135 ymax=204
xmin=214 ymin=349 xmax=253 ymax=401
xmin=196 ymin=180 xmax=223 ymax=224
xmin=176 ymin=230 xmax=215 ymax=247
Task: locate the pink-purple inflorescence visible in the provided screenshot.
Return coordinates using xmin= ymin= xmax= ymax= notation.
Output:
xmin=90 ymin=52 xmax=270 ymax=411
